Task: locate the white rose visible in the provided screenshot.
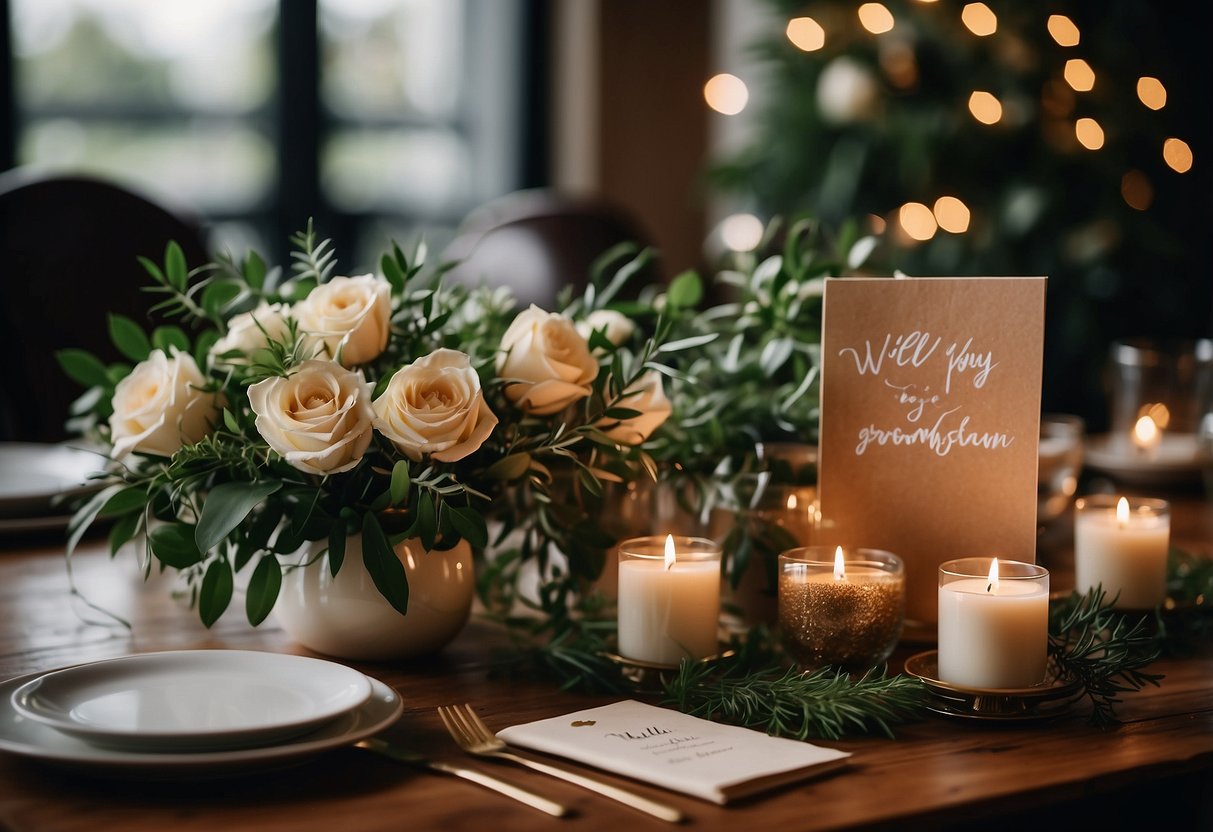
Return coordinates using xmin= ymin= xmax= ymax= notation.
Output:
xmin=109 ymin=349 xmax=220 ymax=458
xmin=294 ymin=274 xmax=391 ymax=367
xmin=373 ymin=348 xmax=498 ymax=463
xmin=575 ymin=309 xmax=636 ymax=350
xmin=210 ymin=302 xmax=291 ymax=366
xmin=598 ymin=370 xmax=672 ymax=446
xmin=496 ymin=304 xmax=599 ymax=415
xmin=248 ymin=359 xmax=374 ymax=475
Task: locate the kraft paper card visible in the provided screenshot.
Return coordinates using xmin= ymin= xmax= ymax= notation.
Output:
xmin=817 ymin=276 xmax=1047 ymax=626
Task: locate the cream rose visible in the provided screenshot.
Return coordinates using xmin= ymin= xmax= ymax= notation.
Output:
xmin=372 ymin=348 xmax=498 ymax=462
xmin=109 ymin=349 xmax=220 ymax=458
xmin=248 ymin=359 xmax=374 ymax=475
xmin=210 ymin=302 xmax=291 ymax=366
xmin=294 ymin=274 xmax=391 ymax=366
xmin=598 ymin=370 xmax=672 ymax=446
xmin=575 ymin=309 xmax=636 ymax=351
xmin=496 ymin=305 xmax=598 ymax=415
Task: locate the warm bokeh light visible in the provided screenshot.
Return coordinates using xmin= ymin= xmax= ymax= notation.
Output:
xmin=1140 ymin=402 xmax=1171 ymax=430
xmin=1133 ymin=415 xmax=1161 ymax=451
xmin=899 ymin=202 xmax=937 ymax=241
xmin=1041 ymin=80 xmax=1075 ymax=118
xmin=1163 ymin=138 xmax=1193 ymax=173
xmin=858 ymin=3 xmax=895 ymax=35
xmin=1075 ymin=117 xmax=1104 ymax=150
xmin=881 ymin=41 xmax=919 ymax=88
xmin=968 ymin=91 xmax=1002 ymax=125
xmin=786 ymin=16 xmax=826 ymax=52
xmin=719 ymin=213 xmax=765 ymax=252
xmin=704 ymin=73 xmax=749 ymax=115
xmin=867 ymin=213 xmax=887 ymax=234
xmin=1047 ymin=14 xmax=1080 ymax=46
xmin=933 ymin=196 xmax=971 ymax=233
xmin=961 ymin=3 xmax=997 ymax=37
xmin=1121 ymin=170 xmax=1153 ymax=211
xmin=1137 ymin=76 xmax=1167 ymax=110
xmin=1064 ymin=59 xmax=1095 ymax=92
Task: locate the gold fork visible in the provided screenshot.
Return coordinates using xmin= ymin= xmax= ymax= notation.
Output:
xmin=437 ymin=704 xmax=685 ymax=823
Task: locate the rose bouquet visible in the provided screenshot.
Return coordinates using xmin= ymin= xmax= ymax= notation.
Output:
xmin=59 ymin=222 xmax=694 ymax=628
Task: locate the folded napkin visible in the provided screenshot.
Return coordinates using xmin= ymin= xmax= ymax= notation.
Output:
xmin=496 ymin=700 xmax=851 ymax=805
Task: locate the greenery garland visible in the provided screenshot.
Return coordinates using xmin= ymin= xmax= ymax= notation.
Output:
xmin=487 ymin=547 xmax=1209 ymax=739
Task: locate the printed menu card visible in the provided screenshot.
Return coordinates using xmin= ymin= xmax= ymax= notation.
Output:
xmin=817 ymin=276 xmax=1047 ymax=625
xmin=497 ymin=700 xmax=851 ymax=804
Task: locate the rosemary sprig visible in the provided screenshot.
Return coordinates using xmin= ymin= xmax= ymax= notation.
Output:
xmin=662 ymin=661 xmax=929 ymax=741
xmin=1048 ymin=587 xmax=1164 ymax=728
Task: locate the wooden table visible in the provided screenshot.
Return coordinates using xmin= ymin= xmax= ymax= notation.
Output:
xmin=1 ymin=492 xmax=1210 ymax=832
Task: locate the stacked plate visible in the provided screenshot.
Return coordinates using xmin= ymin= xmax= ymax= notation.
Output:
xmin=0 ymin=442 xmax=105 ymax=534
xmin=0 ymin=650 xmax=403 ymax=779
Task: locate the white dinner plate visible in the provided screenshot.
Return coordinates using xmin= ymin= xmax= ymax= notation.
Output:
xmin=10 ymin=650 xmax=374 ymax=752
xmin=0 ymin=667 xmax=401 ymax=780
xmin=0 ymin=442 xmax=105 ymax=518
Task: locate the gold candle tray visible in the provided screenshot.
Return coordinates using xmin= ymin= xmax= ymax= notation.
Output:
xmin=904 ymin=650 xmax=1083 ymax=723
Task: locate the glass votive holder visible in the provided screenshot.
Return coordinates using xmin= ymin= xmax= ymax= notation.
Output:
xmin=778 ymin=546 xmax=905 ymax=673
xmin=937 ymin=558 xmax=1049 ymax=689
xmin=1106 ymin=337 xmax=1213 ymax=444
xmin=616 ymin=535 xmax=722 ymax=666
xmin=1037 ymin=413 xmax=1084 ymax=527
xmin=1074 ymin=495 xmax=1171 ymax=610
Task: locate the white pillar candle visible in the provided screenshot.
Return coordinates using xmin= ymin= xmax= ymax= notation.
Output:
xmin=617 ymin=535 xmax=721 ymax=665
xmin=1074 ymin=495 xmax=1171 ymax=610
xmin=938 ymin=558 xmax=1049 ymax=689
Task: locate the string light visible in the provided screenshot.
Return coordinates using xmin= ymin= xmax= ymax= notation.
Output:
xmin=787 ymin=17 xmax=826 ymax=52
xmin=899 ymin=202 xmax=937 ymax=241
xmin=1075 ymin=118 xmax=1104 ymax=150
xmin=1064 ymin=59 xmax=1095 ymax=92
xmin=1163 ymin=138 xmax=1193 ymax=173
xmin=720 ymin=214 xmax=765 ymax=251
xmin=1047 ymin=14 xmax=1080 ymax=46
xmin=704 ymin=74 xmax=749 ymax=115
xmin=961 ymin=3 xmax=997 ymax=37
xmin=858 ymin=3 xmax=895 ymax=35
xmin=968 ymin=91 xmax=1002 ymax=125
xmin=933 ymin=196 xmax=971 ymax=233
xmin=1121 ymin=170 xmax=1153 ymax=211
xmin=1137 ymin=77 xmax=1166 ymax=110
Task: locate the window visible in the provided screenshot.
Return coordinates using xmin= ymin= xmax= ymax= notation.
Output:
xmin=4 ymin=0 xmax=536 ymax=271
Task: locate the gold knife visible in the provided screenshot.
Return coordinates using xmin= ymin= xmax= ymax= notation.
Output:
xmin=354 ymin=738 xmax=570 ymax=818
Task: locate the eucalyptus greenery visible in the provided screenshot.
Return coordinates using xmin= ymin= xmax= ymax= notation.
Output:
xmin=58 ymin=223 xmax=701 ymax=629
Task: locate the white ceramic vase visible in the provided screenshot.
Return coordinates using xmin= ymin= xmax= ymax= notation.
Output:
xmin=274 ymin=534 xmax=475 ymax=661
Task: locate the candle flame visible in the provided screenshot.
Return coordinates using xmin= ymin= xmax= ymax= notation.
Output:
xmin=986 ymin=557 xmax=1000 ymax=593
xmin=834 ymin=546 xmax=846 ymax=580
xmin=786 ymin=493 xmax=798 ymax=510
xmin=1132 ymin=415 xmax=1161 ymax=451
xmin=1116 ymin=496 xmax=1130 ymax=527
xmin=664 ymin=534 xmax=676 ymax=571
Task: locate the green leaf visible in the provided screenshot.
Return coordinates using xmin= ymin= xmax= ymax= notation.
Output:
xmin=245 ymin=555 xmax=282 ymax=626
xmin=381 ymin=252 xmax=405 ymax=294
xmin=361 ymin=512 xmax=409 ymax=615
xmin=165 ymin=241 xmax=188 ymax=291
xmin=194 ymin=330 xmax=220 ymax=369
xmin=151 ymin=325 xmax=190 ymax=354
xmin=195 ymin=481 xmax=282 ymax=554
xmin=448 ymin=506 xmax=489 ymax=550
xmin=666 ymin=270 xmax=703 ymax=308
xmin=417 ymin=491 xmax=437 ymax=550
xmin=244 ymin=250 xmax=267 ymax=290
xmin=328 ymin=523 xmax=347 ymax=577
xmin=487 ymin=453 xmax=532 ymax=481
xmin=657 ymin=333 xmax=718 ymax=354
xmin=56 ymin=349 xmax=110 ymax=388
xmin=108 ymin=314 xmax=152 ymax=362
xmin=98 ymin=487 xmax=147 ymax=518
xmin=223 ymin=408 xmax=240 ymax=433
xmin=150 ymin=523 xmax=203 ymax=569
xmin=201 ymin=280 xmax=243 ymax=320
xmin=390 ymin=460 xmax=411 ymax=506
xmin=107 ymin=511 xmax=142 ymax=557
xmin=199 ymin=559 xmax=234 ymax=628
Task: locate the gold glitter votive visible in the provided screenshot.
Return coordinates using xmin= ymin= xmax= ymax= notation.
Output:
xmin=778 ymin=546 xmax=906 ymax=673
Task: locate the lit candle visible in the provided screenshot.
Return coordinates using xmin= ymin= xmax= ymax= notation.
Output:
xmin=1133 ymin=414 xmax=1162 ymax=457
xmin=617 ymin=535 xmax=722 ymax=665
xmin=1074 ymin=495 xmax=1171 ymax=609
xmin=937 ymin=557 xmax=1049 ymax=689
xmin=778 ymin=546 xmax=905 ymax=673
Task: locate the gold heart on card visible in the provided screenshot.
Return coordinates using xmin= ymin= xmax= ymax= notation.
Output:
xmin=570 ymin=720 xmax=597 ymax=727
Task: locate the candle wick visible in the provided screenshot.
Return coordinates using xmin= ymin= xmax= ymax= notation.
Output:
xmin=986 ymin=581 xmax=992 ymax=593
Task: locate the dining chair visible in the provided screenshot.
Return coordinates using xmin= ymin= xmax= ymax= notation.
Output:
xmin=439 ymin=188 xmax=658 ymax=309
xmin=0 ymin=169 xmax=212 ymax=442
